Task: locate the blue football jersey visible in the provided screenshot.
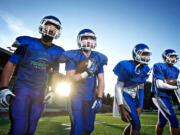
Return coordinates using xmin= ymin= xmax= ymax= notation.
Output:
xmin=113 ymin=60 xmax=150 ymax=87
xmin=9 ymin=36 xmax=65 ymax=91
xmin=62 ymin=49 xmax=108 ymax=100
xmin=152 ymin=63 xmax=179 ymax=98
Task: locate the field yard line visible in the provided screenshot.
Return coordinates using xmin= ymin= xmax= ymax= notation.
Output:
xmin=95 ymin=121 xmax=156 ymax=127
xmin=40 ymin=120 xmax=156 ymax=127
xmin=61 ymin=123 xmax=71 ymax=126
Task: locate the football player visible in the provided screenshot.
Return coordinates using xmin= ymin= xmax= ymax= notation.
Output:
xmin=151 ymin=49 xmax=180 ymax=135
xmin=61 ymin=29 xmax=108 ymax=135
xmin=113 ymin=44 xmax=152 ymax=135
xmin=0 ymin=16 xmax=65 ymax=135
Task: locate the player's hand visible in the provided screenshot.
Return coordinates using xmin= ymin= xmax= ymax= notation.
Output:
xmin=92 ymin=98 xmax=102 ymax=112
xmin=0 ymin=88 xmax=15 ymax=107
xmin=44 ymin=92 xmax=54 ymax=104
xmin=136 ymin=107 xmax=143 ymax=116
xmin=119 ymin=105 xmax=131 ymax=122
xmin=87 ymin=59 xmax=98 ymax=76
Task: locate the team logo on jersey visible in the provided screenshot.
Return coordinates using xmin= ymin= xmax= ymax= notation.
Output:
xmin=30 ymin=58 xmax=49 ymax=71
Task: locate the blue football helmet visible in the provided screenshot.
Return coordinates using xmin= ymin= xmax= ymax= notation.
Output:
xmin=132 ymin=43 xmax=152 ymax=64
xmin=162 ymin=49 xmax=179 ymax=64
xmin=77 ymin=29 xmax=97 ymax=50
xmin=39 ymin=16 xmax=62 ymax=39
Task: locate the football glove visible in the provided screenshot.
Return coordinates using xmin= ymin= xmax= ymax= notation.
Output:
xmin=0 ymin=88 xmax=15 ymax=107
xmin=92 ymin=98 xmax=102 ymax=112
xmin=44 ymin=92 xmax=54 ymax=104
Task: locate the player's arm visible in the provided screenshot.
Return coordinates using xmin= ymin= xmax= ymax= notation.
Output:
xmin=115 ymin=80 xmax=131 ymax=122
xmin=0 ymin=61 xmax=16 ymax=88
xmin=66 ymin=70 xmax=86 ymax=82
xmin=97 ymin=73 xmax=104 ymax=98
xmin=156 ymin=79 xmax=178 ymax=90
xmin=66 ymin=59 xmax=96 ymax=82
xmin=137 ymin=84 xmax=144 ymax=116
xmin=0 ymin=61 xmax=16 ymax=107
xmin=153 ymin=64 xmax=178 ymax=90
xmin=115 ymin=80 xmax=124 ymax=106
xmin=115 ymin=81 xmax=126 ymax=114
xmin=91 ymin=66 xmax=105 ymax=112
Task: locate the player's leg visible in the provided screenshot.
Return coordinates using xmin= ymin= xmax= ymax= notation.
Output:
xmin=161 ymin=98 xmax=180 ymax=135
xmin=123 ymin=124 xmax=131 ymax=135
xmin=152 ymin=97 xmax=168 ymax=135
xmin=9 ymin=88 xmax=30 ymax=135
xmin=153 ymin=97 xmax=179 ymax=135
xmin=70 ymin=94 xmax=83 ymax=135
xmin=27 ymin=90 xmax=45 ymax=135
xmin=123 ymin=92 xmax=140 ymax=135
xmin=170 ymin=128 xmax=180 ymax=135
xmin=155 ymin=110 xmax=167 ymax=135
xmin=82 ymin=100 xmax=96 ymax=135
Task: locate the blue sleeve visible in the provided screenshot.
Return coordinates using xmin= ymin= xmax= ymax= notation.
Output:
xmin=138 ymin=84 xmax=144 ymax=107
xmin=60 ymin=50 xmax=77 ymax=64
xmin=65 ymin=61 xmax=76 ymax=71
xmin=53 ymin=47 xmax=65 ymax=71
xmin=153 ymin=64 xmax=165 ymax=80
xmin=113 ymin=62 xmax=127 ymax=81
xmin=9 ymin=47 xmax=25 ymax=64
xmin=98 ymin=66 xmax=104 ymax=74
xmin=9 ymin=53 xmax=21 ymax=64
xmin=9 ymin=36 xmax=30 ymax=64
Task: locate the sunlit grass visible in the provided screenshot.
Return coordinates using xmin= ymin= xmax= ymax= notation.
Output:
xmin=0 ymin=113 xmax=179 ymax=135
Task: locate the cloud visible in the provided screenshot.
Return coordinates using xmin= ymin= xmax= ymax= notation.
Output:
xmin=0 ymin=11 xmax=37 ymax=48
xmin=0 ymin=12 xmax=35 ymax=36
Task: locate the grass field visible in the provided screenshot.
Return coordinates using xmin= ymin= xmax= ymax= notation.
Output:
xmin=0 ymin=113 xmax=179 ymax=135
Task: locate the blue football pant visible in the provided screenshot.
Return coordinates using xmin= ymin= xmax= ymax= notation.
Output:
xmin=123 ymin=92 xmax=141 ymax=130
xmin=152 ymin=97 xmax=179 ymax=128
xmin=9 ymin=88 xmax=45 ymax=135
xmin=70 ymin=96 xmax=96 ymax=135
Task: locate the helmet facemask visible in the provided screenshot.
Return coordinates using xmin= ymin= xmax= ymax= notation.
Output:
xmin=77 ymin=32 xmax=96 ymax=51
xmin=164 ymin=54 xmax=179 ymax=64
xmin=134 ymin=49 xmax=152 ymax=64
xmin=39 ymin=19 xmax=61 ymax=39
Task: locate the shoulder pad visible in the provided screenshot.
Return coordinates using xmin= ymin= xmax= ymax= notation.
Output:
xmin=60 ymin=50 xmax=81 ymax=63
xmin=113 ymin=60 xmax=131 ymax=81
xmin=92 ymin=51 xmax=108 ymax=66
xmin=12 ymin=36 xmax=35 ymax=48
xmin=53 ymin=44 xmax=65 ymax=53
xmin=173 ymin=65 xmax=180 ymax=74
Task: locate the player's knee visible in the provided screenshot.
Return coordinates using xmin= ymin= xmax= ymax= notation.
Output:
xmin=158 ymin=122 xmax=166 ymax=128
xmin=131 ymin=119 xmax=141 ymax=131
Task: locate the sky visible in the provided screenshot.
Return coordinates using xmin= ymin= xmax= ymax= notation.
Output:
xmin=0 ymin=0 xmax=180 ymax=96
